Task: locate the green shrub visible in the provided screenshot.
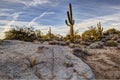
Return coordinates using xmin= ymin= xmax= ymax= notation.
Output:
xmin=4 ymin=27 xmax=37 ymax=42
xmin=82 ymin=22 xmax=103 ymax=41
xmin=64 ymin=34 xmax=81 ymax=43
xmin=104 ymin=28 xmax=120 ymax=35
xmin=82 ymin=26 xmax=99 ymax=41
xmin=105 ymin=40 xmax=118 ymax=47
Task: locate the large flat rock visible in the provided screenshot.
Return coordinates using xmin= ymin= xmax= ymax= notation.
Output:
xmin=0 ymin=40 xmax=95 ymax=80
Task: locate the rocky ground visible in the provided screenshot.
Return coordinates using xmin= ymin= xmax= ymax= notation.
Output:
xmin=0 ymin=40 xmax=95 ymax=80
xmin=84 ymin=45 xmax=120 ymax=79
xmin=0 ymin=40 xmax=120 ymax=80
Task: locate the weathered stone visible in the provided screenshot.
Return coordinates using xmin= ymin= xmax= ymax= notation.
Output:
xmin=0 ymin=40 xmax=95 ymax=80
xmin=89 ymin=41 xmax=104 ymax=49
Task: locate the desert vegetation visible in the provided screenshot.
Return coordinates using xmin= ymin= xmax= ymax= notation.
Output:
xmin=4 ymin=23 xmax=120 ymax=47
xmin=3 ymin=3 xmax=120 ymax=47
xmin=0 ymin=3 xmax=120 ymax=80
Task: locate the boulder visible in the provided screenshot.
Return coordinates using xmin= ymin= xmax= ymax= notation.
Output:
xmin=0 ymin=40 xmax=95 ymax=80
xmin=80 ymin=41 xmax=91 ymax=46
xmin=117 ymin=39 xmax=120 ymax=43
xmin=89 ymin=41 xmax=104 ymax=49
xmin=117 ymin=45 xmax=120 ymax=49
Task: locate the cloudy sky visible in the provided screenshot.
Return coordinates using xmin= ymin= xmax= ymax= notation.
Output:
xmin=0 ymin=0 xmax=120 ymax=39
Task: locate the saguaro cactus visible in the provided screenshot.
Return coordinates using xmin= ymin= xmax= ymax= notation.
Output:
xmin=48 ymin=27 xmax=52 ymax=39
xmin=48 ymin=27 xmax=51 ymax=35
xmin=65 ymin=3 xmax=75 ymax=37
xmin=97 ymin=22 xmax=103 ymax=38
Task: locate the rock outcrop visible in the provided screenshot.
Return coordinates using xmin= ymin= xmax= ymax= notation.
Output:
xmin=0 ymin=40 xmax=95 ymax=80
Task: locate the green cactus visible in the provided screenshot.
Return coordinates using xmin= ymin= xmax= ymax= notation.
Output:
xmin=97 ymin=22 xmax=103 ymax=39
xmin=65 ymin=3 xmax=75 ymax=37
xmin=48 ymin=27 xmax=51 ymax=35
xmin=48 ymin=27 xmax=52 ymax=39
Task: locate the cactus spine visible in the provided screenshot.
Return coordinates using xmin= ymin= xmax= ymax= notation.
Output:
xmin=65 ymin=3 xmax=75 ymax=37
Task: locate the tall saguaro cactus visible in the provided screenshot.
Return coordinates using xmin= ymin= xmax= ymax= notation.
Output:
xmin=65 ymin=3 xmax=75 ymax=37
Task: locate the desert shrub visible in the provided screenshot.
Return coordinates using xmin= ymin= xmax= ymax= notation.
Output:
xmin=64 ymin=34 xmax=81 ymax=43
xmin=105 ymin=40 xmax=118 ymax=47
xmin=82 ymin=26 xmax=101 ymax=41
xmin=104 ymin=28 xmax=120 ymax=36
xmin=48 ymin=41 xmax=57 ymax=45
xmin=4 ymin=27 xmax=37 ymax=42
xmin=72 ymin=48 xmax=89 ymax=59
xmin=42 ymin=33 xmax=59 ymax=41
xmin=25 ymin=56 xmax=36 ymax=68
xmin=82 ymin=22 xmax=103 ymax=41
xmin=48 ymin=41 xmax=68 ymax=46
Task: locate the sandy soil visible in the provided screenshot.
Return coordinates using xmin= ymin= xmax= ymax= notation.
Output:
xmin=84 ymin=46 xmax=120 ymax=79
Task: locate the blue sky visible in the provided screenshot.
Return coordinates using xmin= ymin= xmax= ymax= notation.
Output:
xmin=0 ymin=0 xmax=120 ymax=39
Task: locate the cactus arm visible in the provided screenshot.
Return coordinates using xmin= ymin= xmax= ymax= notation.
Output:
xmin=67 ymin=11 xmax=72 ymax=24
xmin=65 ymin=20 xmax=71 ymax=26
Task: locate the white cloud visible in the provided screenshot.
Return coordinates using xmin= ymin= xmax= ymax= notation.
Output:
xmin=75 ymin=12 xmax=120 ymax=33
xmin=0 ymin=8 xmax=14 ymax=12
xmin=4 ymin=12 xmax=23 ymax=32
xmin=0 ymin=8 xmax=14 ymax=17
xmin=0 ymin=19 xmax=68 ymax=39
xmin=27 ymin=12 xmax=55 ymax=27
xmin=3 ymin=0 xmax=50 ymax=7
xmin=0 ymin=13 xmax=11 ymax=17
xmin=0 ymin=12 xmax=23 ymax=39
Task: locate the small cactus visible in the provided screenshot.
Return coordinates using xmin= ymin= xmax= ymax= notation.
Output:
xmin=97 ymin=22 xmax=103 ymax=39
xmin=48 ymin=27 xmax=52 ymax=39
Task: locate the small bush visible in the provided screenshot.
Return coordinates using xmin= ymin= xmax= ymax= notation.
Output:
xmin=48 ymin=41 xmax=57 ymax=45
xmin=64 ymin=34 xmax=81 ymax=43
xmin=72 ymin=48 xmax=89 ymax=59
xmin=48 ymin=41 xmax=68 ymax=46
xmin=105 ymin=40 xmax=118 ymax=47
